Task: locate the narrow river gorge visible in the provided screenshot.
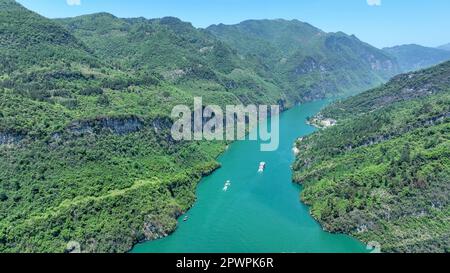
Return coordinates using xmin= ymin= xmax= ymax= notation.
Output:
xmin=131 ymin=100 xmax=369 ymax=253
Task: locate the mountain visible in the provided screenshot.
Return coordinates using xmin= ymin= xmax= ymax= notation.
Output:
xmin=293 ymin=61 xmax=450 ymax=252
xmin=56 ymin=14 xmax=236 ymax=73
xmin=0 ymin=1 xmax=412 ymax=253
xmin=438 ymin=43 xmax=450 ymax=51
xmin=0 ymin=1 xmax=320 ymax=253
xmin=56 ymin=14 xmax=290 ymax=106
xmin=0 ymin=0 xmax=99 ymax=74
xmin=383 ymin=44 xmax=450 ymax=72
xmin=208 ymin=19 xmax=400 ymax=100
xmin=0 ymin=0 xmax=230 ymax=253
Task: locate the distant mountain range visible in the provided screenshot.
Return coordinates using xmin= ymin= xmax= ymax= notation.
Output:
xmin=438 ymin=43 xmax=450 ymax=51
xmin=55 ymin=16 xmax=403 ymax=103
xmin=383 ymin=44 xmax=450 ymax=72
xmin=208 ymin=19 xmax=399 ymax=100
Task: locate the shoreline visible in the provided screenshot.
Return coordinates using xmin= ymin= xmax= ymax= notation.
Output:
xmin=130 ymin=99 xmax=369 ymax=253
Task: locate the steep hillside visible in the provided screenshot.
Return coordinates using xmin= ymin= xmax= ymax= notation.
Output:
xmin=56 ymin=14 xmax=290 ymax=106
xmin=57 ymin=14 xmax=237 ymax=73
xmin=2 ymin=0 xmax=350 ymax=253
xmin=383 ymin=44 xmax=450 ymax=72
xmin=208 ymin=19 xmax=400 ymax=99
xmin=0 ymin=0 xmax=227 ymax=253
xmin=0 ymin=0 xmax=99 ymax=74
xmin=293 ymin=62 xmax=450 ymax=252
xmin=2 ymin=0 xmax=438 ymax=253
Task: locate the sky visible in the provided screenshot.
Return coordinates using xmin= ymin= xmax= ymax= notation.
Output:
xmin=16 ymin=0 xmax=450 ymax=48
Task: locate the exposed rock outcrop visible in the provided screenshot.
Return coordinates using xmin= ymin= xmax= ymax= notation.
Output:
xmin=67 ymin=116 xmax=145 ymax=136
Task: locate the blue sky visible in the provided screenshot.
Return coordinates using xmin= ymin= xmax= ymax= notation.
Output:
xmin=17 ymin=0 xmax=450 ymax=48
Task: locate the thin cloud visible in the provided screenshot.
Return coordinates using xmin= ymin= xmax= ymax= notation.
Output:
xmin=66 ymin=0 xmax=81 ymax=6
xmin=367 ymin=0 xmax=381 ymax=6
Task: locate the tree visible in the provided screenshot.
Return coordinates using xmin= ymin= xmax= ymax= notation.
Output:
xmin=400 ymin=144 xmax=411 ymax=163
xmin=80 ymin=87 xmax=103 ymax=96
xmin=97 ymin=94 xmax=110 ymax=106
xmin=0 ymin=193 xmax=8 ymax=202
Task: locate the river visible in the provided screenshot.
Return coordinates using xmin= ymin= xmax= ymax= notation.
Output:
xmin=131 ymin=100 xmax=368 ymax=253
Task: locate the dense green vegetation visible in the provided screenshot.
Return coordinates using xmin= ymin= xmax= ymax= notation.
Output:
xmin=0 ymin=0 xmax=240 ymax=253
xmin=208 ymin=19 xmax=400 ymax=99
xmin=383 ymin=44 xmax=450 ymax=72
xmin=1 ymin=0 xmax=447 ymax=253
xmin=293 ymin=61 xmax=450 ymax=253
xmin=56 ymin=14 xmax=293 ymax=106
xmin=0 ymin=0 xmax=291 ymax=253
xmin=0 ymin=0 xmax=99 ymax=74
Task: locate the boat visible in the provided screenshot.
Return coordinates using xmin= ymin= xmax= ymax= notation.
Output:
xmin=258 ymin=162 xmax=266 ymax=172
xmin=223 ymin=180 xmax=231 ymax=191
xmin=183 ymin=216 xmax=189 ymax=222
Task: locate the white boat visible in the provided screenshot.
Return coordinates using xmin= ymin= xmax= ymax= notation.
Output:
xmin=258 ymin=162 xmax=266 ymax=172
xmin=223 ymin=180 xmax=231 ymax=191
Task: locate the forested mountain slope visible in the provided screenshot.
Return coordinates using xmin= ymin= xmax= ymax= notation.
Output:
xmin=2 ymin=0 xmax=443 ymax=253
xmin=293 ymin=61 xmax=450 ymax=252
xmin=208 ymin=19 xmax=400 ymax=100
xmin=56 ymin=14 xmax=290 ymax=106
xmin=0 ymin=0 xmax=229 ymax=253
xmin=0 ymin=0 xmax=101 ymax=74
xmin=383 ymin=44 xmax=450 ymax=72
xmin=1 ymin=0 xmax=344 ymax=253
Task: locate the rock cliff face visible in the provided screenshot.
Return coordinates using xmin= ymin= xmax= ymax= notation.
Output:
xmin=63 ymin=116 xmax=175 ymax=136
xmin=67 ymin=116 xmax=145 ymax=136
xmin=46 ymin=116 xmax=175 ymax=146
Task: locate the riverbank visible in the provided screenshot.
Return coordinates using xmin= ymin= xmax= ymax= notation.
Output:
xmin=131 ymin=100 xmax=368 ymax=253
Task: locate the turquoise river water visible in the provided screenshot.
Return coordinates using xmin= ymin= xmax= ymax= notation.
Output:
xmin=131 ymin=100 xmax=369 ymax=253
